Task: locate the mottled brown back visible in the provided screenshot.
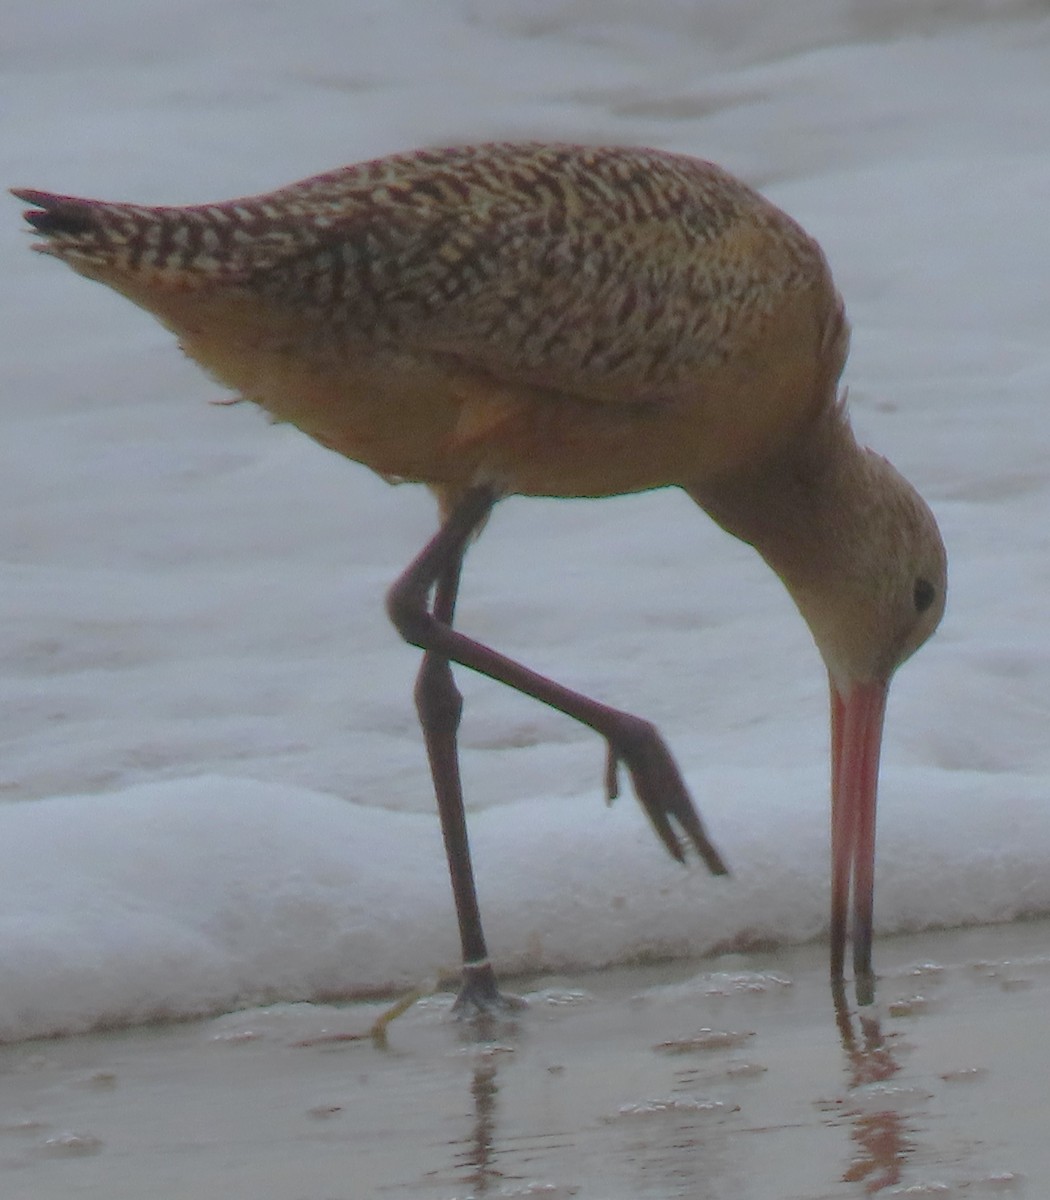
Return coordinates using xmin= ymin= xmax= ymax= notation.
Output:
xmin=17 ymin=144 xmax=842 ymax=409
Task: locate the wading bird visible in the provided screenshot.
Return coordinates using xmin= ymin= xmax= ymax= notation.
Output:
xmin=14 ymin=142 xmax=945 ymax=1010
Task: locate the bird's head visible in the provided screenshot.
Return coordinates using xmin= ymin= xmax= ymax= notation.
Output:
xmin=784 ymin=446 xmax=946 ymax=694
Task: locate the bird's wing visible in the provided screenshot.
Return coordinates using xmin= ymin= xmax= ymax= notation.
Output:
xmin=250 ymin=174 xmax=816 ymax=409
xmin=398 ymin=209 xmax=749 ymax=406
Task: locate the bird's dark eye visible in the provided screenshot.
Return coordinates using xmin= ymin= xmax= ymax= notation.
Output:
xmin=913 ymin=577 xmax=936 ymax=614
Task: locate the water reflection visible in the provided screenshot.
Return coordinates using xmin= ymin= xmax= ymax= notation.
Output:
xmin=449 ymin=1055 xmax=501 ymax=1194
xmin=424 ymin=977 xmax=931 ymax=1197
xmin=441 ymin=1016 xmax=520 ymax=1197
xmin=435 ymin=999 xmax=736 ymax=1200
xmin=833 ymin=983 xmax=911 ymax=1193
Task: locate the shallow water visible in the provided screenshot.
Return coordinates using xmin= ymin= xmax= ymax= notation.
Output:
xmin=1 ymin=918 xmax=1046 ymax=1199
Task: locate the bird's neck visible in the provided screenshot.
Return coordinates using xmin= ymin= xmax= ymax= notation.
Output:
xmin=686 ymin=398 xmax=893 ymax=690
xmin=689 ymin=399 xmax=944 ymax=691
xmin=686 ymin=396 xmax=870 ymax=602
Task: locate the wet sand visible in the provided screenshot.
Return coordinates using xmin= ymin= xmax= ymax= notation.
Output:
xmin=1 ymin=919 xmax=1047 ymax=1199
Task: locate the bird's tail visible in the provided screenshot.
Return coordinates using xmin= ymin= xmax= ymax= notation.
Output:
xmin=16 ymin=189 xmax=199 ymax=287
xmin=12 ymin=188 xmax=270 ymax=291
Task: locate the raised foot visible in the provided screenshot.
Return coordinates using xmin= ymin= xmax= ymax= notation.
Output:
xmin=450 ymin=961 xmax=527 ymax=1019
xmin=603 ymin=715 xmax=729 ymax=876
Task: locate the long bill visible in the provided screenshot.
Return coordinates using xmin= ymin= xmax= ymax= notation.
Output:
xmin=829 ymin=676 xmax=889 ymax=1005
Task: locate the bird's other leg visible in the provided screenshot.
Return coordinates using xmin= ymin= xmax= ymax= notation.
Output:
xmin=390 ymin=486 xmax=519 ymax=1016
xmin=415 ymin=532 xmax=520 ymax=1016
xmin=387 ymin=492 xmax=728 ymax=951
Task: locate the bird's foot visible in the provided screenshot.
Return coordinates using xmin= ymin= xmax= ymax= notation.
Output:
xmin=450 ymin=960 xmax=526 ymax=1019
xmin=603 ymin=716 xmax=728 ymax=877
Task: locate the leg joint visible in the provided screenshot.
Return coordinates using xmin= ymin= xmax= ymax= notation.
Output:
xmin=415 ymin=653 xmax=463 ymax=728
xmin=385 ymin=578 xmax=432 ymax=647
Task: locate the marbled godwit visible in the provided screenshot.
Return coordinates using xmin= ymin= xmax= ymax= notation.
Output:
xmin=13 ymin=143 xmax=945 ymax=1010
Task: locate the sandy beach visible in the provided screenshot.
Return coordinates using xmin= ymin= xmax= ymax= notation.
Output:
xmin=2 ymin=918 xmax=1046 ymax=1199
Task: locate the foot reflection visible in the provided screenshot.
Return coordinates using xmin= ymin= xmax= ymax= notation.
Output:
xmin=445 ymin=1016 xmax=520 ymax=1196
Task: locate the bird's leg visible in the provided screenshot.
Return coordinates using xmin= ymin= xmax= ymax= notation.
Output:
xmin=387 ymin=493 xmax=729 ymax=994
xmin=411 ymin=512 xmax=520 ymax=1016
